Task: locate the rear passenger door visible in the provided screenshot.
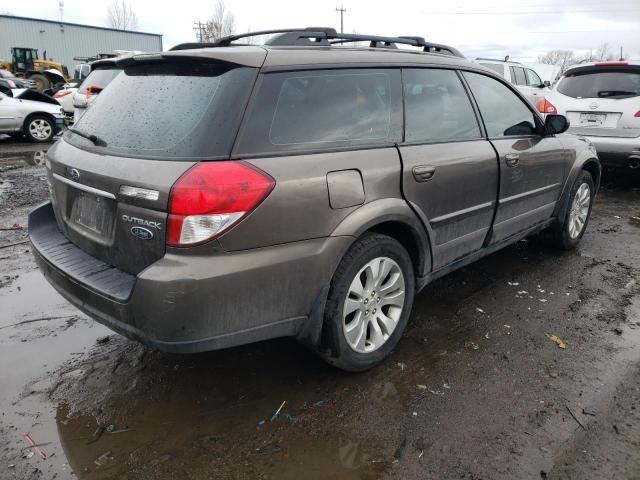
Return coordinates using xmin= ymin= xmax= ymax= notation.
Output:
xmin=510 ymin=66 xmax=536 ymax=104
xmin=398 ymin=68 xmax=499 ymax=269
xmin=463 ymin=71 xmax=567 ymax=244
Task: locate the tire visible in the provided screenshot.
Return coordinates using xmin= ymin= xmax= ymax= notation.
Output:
xmin=24 ymin=115 xmax=54 ymax=143
xmin=546 ymin=170 xmax=595 ymax=249
xmin=28 ymin=74 xmax=51 ymax=91
xmin=320 ymin=233 xmax=415 ymax=372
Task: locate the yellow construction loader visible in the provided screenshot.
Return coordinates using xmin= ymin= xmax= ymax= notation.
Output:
xmin=0 ymin=47 xmax=70 ymax=91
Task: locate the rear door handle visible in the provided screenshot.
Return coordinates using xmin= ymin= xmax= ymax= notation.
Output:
xmin=412 ymin=165 xmax=436 ymax=182
xmin=505 ymin=153 xmax=520 ymax=167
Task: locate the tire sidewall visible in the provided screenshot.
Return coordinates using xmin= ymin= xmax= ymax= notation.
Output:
xmin=25 ymin=116 xmax=54 ymax=143
xmin=561 ymin=171 xmax=595 ymax=248
xmin=324 ymin=234 xmax=415 ymax=371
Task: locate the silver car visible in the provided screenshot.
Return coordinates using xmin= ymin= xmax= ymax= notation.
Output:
xmin=542 ymin=61 xmax=640 ymax=169
xmin=0 ymin=89 xmax=65 ymax=142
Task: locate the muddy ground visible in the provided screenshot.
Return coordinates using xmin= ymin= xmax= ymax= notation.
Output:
xmin=1 ymin=140 xmax=639 ymax=480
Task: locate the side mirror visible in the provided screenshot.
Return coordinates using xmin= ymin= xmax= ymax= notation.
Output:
xmin=545 ymin=114 xmax=570 ymax=135
xmin=543 ymin=80 xmax=551 ymax=87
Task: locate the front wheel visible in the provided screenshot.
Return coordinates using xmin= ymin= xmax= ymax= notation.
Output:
xmin=24 ymin=115 xmax=54 ymax=143
xmin=546 ymin=170 xmax=595 ymax=249
xmin=321 ymin=233 xmax=415 ymax=371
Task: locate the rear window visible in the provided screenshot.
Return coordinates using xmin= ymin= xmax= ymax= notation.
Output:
xmin=235 ymin=69 xmax=402 ymax=155
xmin=67 ymin=62 xmax=257 ymax=160
xmin=78 ymin=68 xmax=122 ymax=94
xmin=478 ymin=63 xmax=505 ymax=76
xmin=558 ymin=69 xmax=640 ymax=98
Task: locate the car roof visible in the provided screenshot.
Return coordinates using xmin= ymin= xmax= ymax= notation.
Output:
xmin=133 ymin=44 xmax=480 ymax=71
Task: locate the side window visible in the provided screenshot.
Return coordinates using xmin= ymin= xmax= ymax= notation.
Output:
xmin=512 ymin=67 xmax=527 ymax=86
xmin=463 ymin=72 xmax=538 ymax=137
xmin=526 ymin=68 xmax=543 ymax=88
xmin=235 ymin=69 xmax=402 ymax=154
xmin=403 ymin=68 xmax=481 ymax=143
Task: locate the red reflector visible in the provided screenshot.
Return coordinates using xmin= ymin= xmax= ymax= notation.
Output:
xmin=594 ymin=62 xmax=628 ymax=67
xmin=167 ymin=161 xmax=275 ymax=247
xmin=536 ymin=98 xmax=557 ymax=115
xmin=53 ymin=90 xmax=71 ymax=98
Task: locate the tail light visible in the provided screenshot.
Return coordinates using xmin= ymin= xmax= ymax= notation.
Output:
xmin=594 ymin=61 xmax=628 ymax=67
xmin=536 ymin=98 xmax=557 ymax=114
xmin=53 ymin=90 xmax=71 ymax=99
xmin=635 ymin=111 xmax=640 ymax=118
xmin=167 ymin=161 xmax=275 ymax=247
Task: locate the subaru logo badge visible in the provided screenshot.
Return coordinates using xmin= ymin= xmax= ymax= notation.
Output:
xmin=68 ymin=168 xmax=80 ymax=182
xmin=131 ymin=226 xmax=154 ymax=240
xmin=589 ymin=102 xmax=598 ymax=110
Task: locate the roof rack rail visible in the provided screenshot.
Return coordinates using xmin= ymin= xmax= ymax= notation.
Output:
xmin=475 ymin=56 xmax=520 ymax=64
xmin=170 ymin=27 xmax=465 ymax=58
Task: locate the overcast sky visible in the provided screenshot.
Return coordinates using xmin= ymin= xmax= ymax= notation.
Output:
xmin=4 ymin=0 xmax=640 ymax=61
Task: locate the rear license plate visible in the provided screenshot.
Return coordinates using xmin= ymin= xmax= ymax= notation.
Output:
xmin=579 ymin=112 xmax=606 ymax=127
xmin=71 ymin=191 xmax=110 ymax=234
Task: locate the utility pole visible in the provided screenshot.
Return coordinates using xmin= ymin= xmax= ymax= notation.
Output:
xmin=336 ymin=5 xmax=346 ymax=34
xmin=193 ymin=20 xmax=207 ymax=42
xmin=620 ymin=46 xmax=624 ymax=61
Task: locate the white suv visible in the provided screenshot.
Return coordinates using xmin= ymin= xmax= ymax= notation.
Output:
xmin=541 ymin=61 xmax=640 ymax=170
xmin=476 ymin=58 xmax=550 ymax=106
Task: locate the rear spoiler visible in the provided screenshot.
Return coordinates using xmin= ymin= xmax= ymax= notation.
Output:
xmin=116 ymin=48 xmax=267 ymax=69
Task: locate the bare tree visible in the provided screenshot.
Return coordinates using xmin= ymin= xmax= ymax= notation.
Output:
xmin=105 ymin=0 xmax=138 ymax=31
xmin=537 ymin=50 xmax=577 ymax=74
xmin=201 ymin=0 xmax=236 ymax=42
xmin=593 ymin=43 xmax=615 ymax=61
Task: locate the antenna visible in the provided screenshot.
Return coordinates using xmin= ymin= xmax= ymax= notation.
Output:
xmin=59 ymin=0 xmax=64 ymax=22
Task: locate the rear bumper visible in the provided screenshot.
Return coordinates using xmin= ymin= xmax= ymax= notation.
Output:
xmin=578 ymin=134 xmax=640 ymax=168
xmin=29 ymin=202 xmax=350 ymax=353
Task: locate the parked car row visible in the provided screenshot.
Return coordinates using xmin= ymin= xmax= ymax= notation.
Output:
xmin=29 ymin=27 xmax=601 ymax=371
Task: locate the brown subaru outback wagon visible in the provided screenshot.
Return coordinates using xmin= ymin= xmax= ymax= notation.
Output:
xmin=29 ymin=28 xmax=600 ymax=371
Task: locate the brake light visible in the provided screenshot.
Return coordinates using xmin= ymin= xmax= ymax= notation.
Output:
xmin=167 ymin=161 xmax=275 ymax=247
xmin=53 ymin=90 xmax=71 ymax=98
xmin=594 ymin=62 xmax=628 ymax=67
xmin=635 ymin=111 xmax=640 ymax=118
xmin=536 ymin=98 xmax=557 ymax=114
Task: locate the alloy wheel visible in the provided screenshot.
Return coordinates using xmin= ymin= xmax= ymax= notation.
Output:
xmin=568 ymin=183 xmax=591 ymax=239
xmin=342 ymin=256 xmax=406 ymax=353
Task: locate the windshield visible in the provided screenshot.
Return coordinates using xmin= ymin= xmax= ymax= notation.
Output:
xmin=78 ymin=68 xmax=122 ymax=94
xmin=558 ymin=69 xmax=640 ymax=99
xmin=67 ymin=62 xmax=257 ymax=160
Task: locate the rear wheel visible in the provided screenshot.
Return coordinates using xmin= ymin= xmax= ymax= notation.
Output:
xmin=546 ymin=170 xmax=595 ymax=249
xmin=24 ymin=115 xmax=54 ymax=143
xmin=321 ymin=233 xmax=415 ymax=371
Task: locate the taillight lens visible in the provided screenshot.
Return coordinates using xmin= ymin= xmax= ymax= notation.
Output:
xmin=167 ymin=161 xmax=275 ymax=247
xmin=635 ymin=110 xmax=640 ymax=118
xmin=536 ymin=97 xmax=557 ymax=114
xmin=53 ymin=90 xmax=71 ymax=98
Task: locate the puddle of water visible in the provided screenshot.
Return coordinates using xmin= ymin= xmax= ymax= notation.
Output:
xmin=0 ymin=149 xmax=48 ymax=168
xmin=0 ymin=270 xmax=110 ymax=479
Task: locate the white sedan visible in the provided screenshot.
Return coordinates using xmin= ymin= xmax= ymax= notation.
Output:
xmin=0 ymin=89 xmax=66 ymax=142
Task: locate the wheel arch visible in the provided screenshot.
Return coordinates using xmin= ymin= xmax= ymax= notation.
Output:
xmin=553 ymin=155 xmax=601 ymax=225
xmin=331 ymin=198 xmax=432 ymax=278
xmin=22 ymin=111 xmax=55 ymax=132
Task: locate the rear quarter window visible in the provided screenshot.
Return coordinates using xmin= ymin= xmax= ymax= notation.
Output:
xmin=235 ymin=69 xmax=402 ymax=155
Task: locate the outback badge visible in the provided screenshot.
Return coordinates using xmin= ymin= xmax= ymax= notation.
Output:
xmin=131 ymin=226 xmax=154 ymax=240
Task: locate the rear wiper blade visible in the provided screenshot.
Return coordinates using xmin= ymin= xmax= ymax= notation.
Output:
xmin=597 ymin=90 xmax=637 ymax=97
xmin=68 ymin=127 xmax=107 ymax=146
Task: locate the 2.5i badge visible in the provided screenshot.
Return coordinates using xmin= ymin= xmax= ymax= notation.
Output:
xmin=131 ymin=226 xmax=154 ymax=240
